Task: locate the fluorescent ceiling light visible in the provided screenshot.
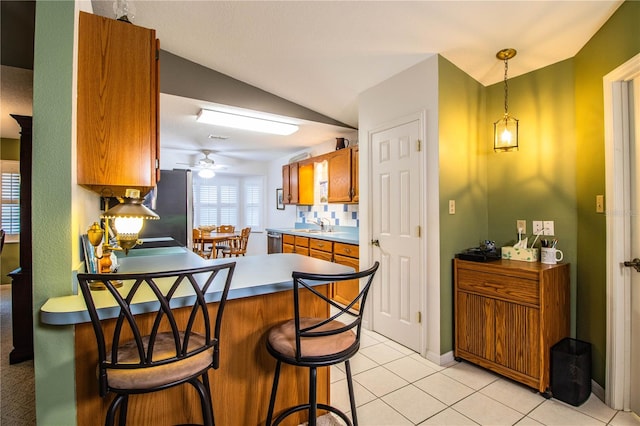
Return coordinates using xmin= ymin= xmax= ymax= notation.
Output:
xmin=197 ymin=109 xmax=299 ymax=136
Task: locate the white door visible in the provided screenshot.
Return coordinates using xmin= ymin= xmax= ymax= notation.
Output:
xmin=629 ymin=76 xmax=640 ymax=415
xmin=370 ymin=118 xmax=422 ymax=351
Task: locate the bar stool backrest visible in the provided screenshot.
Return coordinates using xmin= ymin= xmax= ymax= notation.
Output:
xmin=77 ymin=263 xmax=236 ymax=397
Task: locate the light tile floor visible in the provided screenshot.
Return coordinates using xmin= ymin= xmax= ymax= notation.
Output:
xmin=327 ymin=329 xmax=640 ymax=426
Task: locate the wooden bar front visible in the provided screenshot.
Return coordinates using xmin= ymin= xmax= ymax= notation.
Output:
xmin=75 ymin=285 xmax=330 ymax=425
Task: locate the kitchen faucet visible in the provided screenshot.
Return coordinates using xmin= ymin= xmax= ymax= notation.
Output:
xmin=312 ymin=217 xmax=331 ymax=231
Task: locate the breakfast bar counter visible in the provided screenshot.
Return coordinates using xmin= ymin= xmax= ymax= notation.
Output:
xmin=40 ymin=249 xmax=353 ymax=426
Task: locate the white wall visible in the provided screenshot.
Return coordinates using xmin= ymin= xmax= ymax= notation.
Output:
xmin=357 ymin=55 xmax=443 ymax=361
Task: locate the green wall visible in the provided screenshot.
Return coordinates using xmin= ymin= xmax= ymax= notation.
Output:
xmin=438 ymin=1 xmax=639 ymax=387
xmin=1 ymin=138 xmax=21 ymax=284
xmin=486 ymin=59 xmax=578 ymax=334
xmin=574 ymin=0 xmax=640 ymax=387
xmin=437 ymin=57 xmax=488 ymax=352
xmin=32 ymin=1 xmax=77 ymax=424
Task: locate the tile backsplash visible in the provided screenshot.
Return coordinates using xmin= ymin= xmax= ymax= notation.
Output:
xmin=297 ymin=204 xmax=359 ymax=228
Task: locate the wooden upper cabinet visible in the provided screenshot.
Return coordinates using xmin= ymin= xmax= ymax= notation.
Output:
xmin=282 ymin=161 xmax=313 ymax=205
xmin=327 ymin=146 xmax=358 ymax=203
xmin=327 ymin=148 xmax=352 ymax=203
xmin=282 ymin=163 xmax=299 ymax=204
xmin=77 ymin=12 xmax=159 ymax=198
xmin=351 ymin=145 xmax=359 ymax=202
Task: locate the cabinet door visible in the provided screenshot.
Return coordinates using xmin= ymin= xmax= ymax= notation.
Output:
xmin=456 ymin=292 xmax=495 ymax=361
xmin=333 ymin=253 xmax=360 ymax=310
xmin=351 ymin=146 xmax=359 ymax=202
xmin=327 ymin=149 xmax=353 ymax=203
xmin=310 ymin=249 xmax=332 ymax=262
xmin=495 ymin=300 xmax=540 ymax=379
xmin=77 ymin=12 xmax=158 ymax=197
xmin=282 ymin=163 xmax=299 ymax=204
xmin=298 ymin=161 xmax=314 ymax=205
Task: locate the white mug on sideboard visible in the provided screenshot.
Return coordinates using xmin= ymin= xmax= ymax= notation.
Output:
xmin=541 ymin=247 xmax=563 ymax=264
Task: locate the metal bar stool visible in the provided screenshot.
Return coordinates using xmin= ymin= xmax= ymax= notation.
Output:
xmin=265 ymin=261 xmax=380 ymax=426
xmin=77 ymin=263 xmax=236 ymax=426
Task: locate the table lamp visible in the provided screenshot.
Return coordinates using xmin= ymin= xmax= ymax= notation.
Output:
xmin=86 ymin=189 xmax=159 ymax=284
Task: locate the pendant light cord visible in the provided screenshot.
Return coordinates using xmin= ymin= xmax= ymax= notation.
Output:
xmin=503 ymin=58 xmax=509 ymax=116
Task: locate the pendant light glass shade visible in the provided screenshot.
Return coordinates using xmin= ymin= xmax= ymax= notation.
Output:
xmin=494 ymin=114 xmax=519 ymax=152
xmin=494 ymin=48 xmax=518 ymax=152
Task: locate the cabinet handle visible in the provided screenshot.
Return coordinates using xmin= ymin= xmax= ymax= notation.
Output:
xmin=344 ymin=248 xmax=351 ymax=254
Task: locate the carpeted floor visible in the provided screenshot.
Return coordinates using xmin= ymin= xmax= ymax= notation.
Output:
xmin=1 ymin=285 xmax=36 ymax=425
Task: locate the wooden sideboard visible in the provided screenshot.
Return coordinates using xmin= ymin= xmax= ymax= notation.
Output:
xmin=453 ymin=258 xmax=570 ymax=395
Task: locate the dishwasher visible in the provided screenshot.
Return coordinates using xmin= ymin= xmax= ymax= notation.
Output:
xmin=267 ymin=232 xmax=282 ymax=254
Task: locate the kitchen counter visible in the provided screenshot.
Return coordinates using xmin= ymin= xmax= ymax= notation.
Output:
xmin=265 ymin=226 xmax=359 ymax=245
xmin=40 ymin=248 xmax=352 ymax=325
xmin=41 ymin=248 xmax=352 ymax=425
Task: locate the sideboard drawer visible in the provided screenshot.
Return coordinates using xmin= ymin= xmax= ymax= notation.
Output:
xmin=456 ymin=268 xmax=539 ymax=306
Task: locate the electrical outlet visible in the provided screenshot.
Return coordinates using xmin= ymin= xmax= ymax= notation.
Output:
xmin=543 ymin=220 xmax=555 ymax=236
xmin=449 ymin=200 xmax=455 ymax=214
xmin=516 ymin=220 xmax=526 ymax=234
xmin=533 ymin=221 xmax=544 ymax=234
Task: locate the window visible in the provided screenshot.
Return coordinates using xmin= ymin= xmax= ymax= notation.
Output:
xmin=1 ymin=160 xmax=20 ymax=236
xmin=193 ymin=174 xmax=264 ymax=230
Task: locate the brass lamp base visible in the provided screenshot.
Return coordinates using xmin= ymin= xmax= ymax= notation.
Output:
xmin=89 ymin=279 xmax=123 ymax=291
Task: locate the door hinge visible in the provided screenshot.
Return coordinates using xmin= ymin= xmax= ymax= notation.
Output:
xmin=417 ymin=311 xmax=422 ymax=324
xmin=417 ymin=139 xmax=422 ymax=152
xmin=416 ymin=225 xmax=421 ymax=237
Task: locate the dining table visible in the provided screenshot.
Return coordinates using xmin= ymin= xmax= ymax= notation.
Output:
xmin=198 ymin=232 xmax=238 ymax=258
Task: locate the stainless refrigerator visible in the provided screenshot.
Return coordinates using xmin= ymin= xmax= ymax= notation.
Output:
xmin=141 ymin=169 xmax=193 ymax=247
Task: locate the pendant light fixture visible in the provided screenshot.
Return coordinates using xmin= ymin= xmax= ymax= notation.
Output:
xmin=494 ymin=48 xmax=519 ymax=152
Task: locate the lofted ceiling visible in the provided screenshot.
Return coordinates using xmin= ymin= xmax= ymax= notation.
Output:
xmin=2 ymin=1 xmax=624 ymax=168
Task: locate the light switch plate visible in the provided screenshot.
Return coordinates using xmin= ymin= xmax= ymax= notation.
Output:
xmin=596 ymin=195 xmax=605 ymax=213
xmin=517 ymin=220 xmax=526 ymax=234
xmin=543 ymin=220 xmax=555 ymax=236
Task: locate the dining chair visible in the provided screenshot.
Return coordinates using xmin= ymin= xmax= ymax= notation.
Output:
xmin=222 ymin=227 xmax=251 ymax=257
xmin=76 ymin=263 xmax=236 ymax=426
xmin=265 ymin=261 xmax=380 ymax=426
xmin=192 ymin=228 xmax=212 ymax=259
xmin=215 ymin=225 xmax=235 ymax=257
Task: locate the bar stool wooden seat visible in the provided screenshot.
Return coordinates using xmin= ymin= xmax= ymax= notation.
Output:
xmin=77 ymin=263 xmax=236 ymax=426
xmin=265 ymin=262 xmax=380 ymax=426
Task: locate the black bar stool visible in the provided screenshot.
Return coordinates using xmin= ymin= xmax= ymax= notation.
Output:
xmin=265 ymin=261 xmax=380 ymax=426
xmin=77 ymin=263 xmax=236 ymax=426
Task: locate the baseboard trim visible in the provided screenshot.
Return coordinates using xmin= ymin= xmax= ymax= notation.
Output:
xmin=591 ymin=379 xmax=605 ymax=403
xmin=425 ymin=349 xmax=455 ymax=366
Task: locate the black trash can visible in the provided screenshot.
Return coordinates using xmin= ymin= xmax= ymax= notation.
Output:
xmin=551 ymin=337 xmax=591 ymax=406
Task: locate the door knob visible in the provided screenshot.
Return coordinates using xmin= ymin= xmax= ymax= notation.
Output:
xmin=623 ymin=258 xmax=640 ymax=272
xmin=371 ymin=239 xmax=380 ymax=247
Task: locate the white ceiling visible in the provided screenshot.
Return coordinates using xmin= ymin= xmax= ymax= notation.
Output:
xmin=1 ymin=1 xmax=624 ymax=169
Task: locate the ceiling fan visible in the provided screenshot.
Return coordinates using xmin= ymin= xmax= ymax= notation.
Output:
xmin=177 ymin=150 xmax=227 ymax=178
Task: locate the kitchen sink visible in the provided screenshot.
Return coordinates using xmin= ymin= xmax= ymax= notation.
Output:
xmin=286 ymin=229 xmax=348 ymax=235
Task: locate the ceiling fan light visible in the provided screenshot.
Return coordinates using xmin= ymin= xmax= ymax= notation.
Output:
xmin=198 ymin=168 xmax=216 ymax=179
xmin=197 ymin=109 xmax=299 ymax=136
